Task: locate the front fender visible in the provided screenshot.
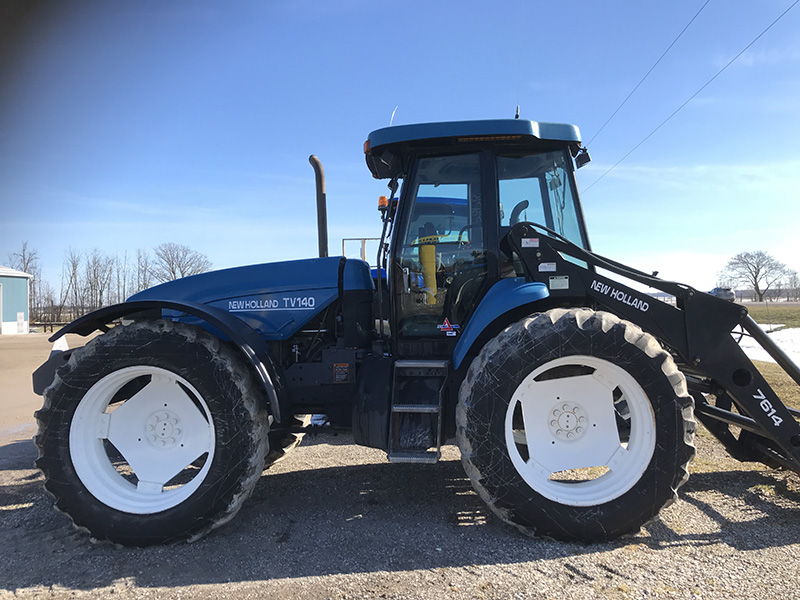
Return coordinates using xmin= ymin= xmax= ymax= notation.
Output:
xmin=38 ymin=300 xmax=287 ymax=422
xmin=452 ymin=278 xmax=549 ymax=369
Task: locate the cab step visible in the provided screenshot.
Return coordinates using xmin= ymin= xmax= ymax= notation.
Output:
xmin=387 ymin=360 xmax=448 ymax=464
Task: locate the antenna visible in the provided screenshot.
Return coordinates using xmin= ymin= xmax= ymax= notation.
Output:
xmin=390 ymin=106 xmax=398 ymax=126
xmin=515 ymin=105 xmax=520 ymax=119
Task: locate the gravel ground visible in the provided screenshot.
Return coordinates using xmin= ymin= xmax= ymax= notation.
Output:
xmin=2 ymin=428 xmax=800 ymax=599
xmin=2 ymin=334 xmax=800 ymax=599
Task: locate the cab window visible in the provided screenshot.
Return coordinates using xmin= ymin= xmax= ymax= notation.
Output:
xmin=394 ymin=153 xmax=487 ymax=338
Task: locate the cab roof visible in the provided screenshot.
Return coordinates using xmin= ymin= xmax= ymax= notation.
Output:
xmin=365 ymin=119 xmax=581 ymax=179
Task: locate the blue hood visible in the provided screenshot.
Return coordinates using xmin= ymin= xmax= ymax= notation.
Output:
xmin=129 ymin=257 xmax=373 ymax=340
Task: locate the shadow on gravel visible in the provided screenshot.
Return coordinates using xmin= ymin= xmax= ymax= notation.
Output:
xmin=0 ymin=437 xmax=37 ymax=471
xmin=2 ymin=433 xmax=799 ymax=592
xmin=641 ymin=468 xmax=800 ymax=551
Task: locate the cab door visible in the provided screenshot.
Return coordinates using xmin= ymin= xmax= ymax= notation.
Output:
xmin=390 ymin=152 xmax=491 ymax=356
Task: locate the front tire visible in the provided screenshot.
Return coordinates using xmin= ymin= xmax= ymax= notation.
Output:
xmin=456 ymin=308 xmax=695 ymax=542
xmin=35 ymin=320 xmax=269 ymax=546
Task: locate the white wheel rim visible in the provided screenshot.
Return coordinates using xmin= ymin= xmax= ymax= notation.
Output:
xmin=70 ymin=366 xmax=215 ymax=514
xmin=505 ymin=355 xmax=656 ymax=506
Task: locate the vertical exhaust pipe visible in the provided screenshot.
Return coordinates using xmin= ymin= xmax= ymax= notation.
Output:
xmin=309 ymin=155 xmax=328 ymax=258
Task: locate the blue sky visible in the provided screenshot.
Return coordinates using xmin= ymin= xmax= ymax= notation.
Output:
xmin=2 ymin=0 xmax=799 ymax=291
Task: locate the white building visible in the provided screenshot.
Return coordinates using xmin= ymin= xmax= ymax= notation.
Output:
xmin=0 ymin=266 xmax=33 ymax=334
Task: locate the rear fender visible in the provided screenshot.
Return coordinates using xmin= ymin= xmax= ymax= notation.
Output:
xmin=38 ymin=300 xmax=287 ymax=422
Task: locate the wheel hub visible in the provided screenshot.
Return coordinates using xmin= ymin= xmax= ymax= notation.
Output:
xmin=549 ymin=402 xmax=587 ymax=441
xmin=146 ymin=410 xmax=182 ymax=448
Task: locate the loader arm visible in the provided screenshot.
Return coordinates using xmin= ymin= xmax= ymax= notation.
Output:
xmin=506 ymin=222 xmax=800 ymax=472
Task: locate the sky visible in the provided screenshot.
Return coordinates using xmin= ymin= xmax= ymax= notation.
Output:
xmin=1 ymin=0 xmax=799 ymax=293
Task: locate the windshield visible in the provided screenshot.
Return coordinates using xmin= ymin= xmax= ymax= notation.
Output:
xmin=498 ymin=150 xmax=586 ymax=248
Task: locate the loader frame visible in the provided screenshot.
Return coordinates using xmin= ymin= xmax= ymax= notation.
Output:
xmin=505 ymin=222 xmax=800 ymax=472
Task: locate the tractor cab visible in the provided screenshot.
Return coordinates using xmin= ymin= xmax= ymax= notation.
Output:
xmin=365 ymin=119 xmax=592 ymax=358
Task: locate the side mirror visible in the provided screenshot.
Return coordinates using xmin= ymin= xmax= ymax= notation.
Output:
xmin=575 ymin=147 xmax=591 ymax=169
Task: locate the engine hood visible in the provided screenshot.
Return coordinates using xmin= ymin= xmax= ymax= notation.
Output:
xmin=128 ymin=257 xmax=373 ymax=340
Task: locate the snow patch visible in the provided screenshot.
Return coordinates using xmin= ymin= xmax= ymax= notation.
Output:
xmin=738 ymin=324 xmax=800 ymax=366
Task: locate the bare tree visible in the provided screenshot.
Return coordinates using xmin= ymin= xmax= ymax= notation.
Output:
xmin=723 ymin=251 xmax=786 ymax=302
xmin=62 ymin=248 xmax=84 ymax=319
xmin=111 ymin=252 xmax=130 ymax=305
xmin=150 ymin=242 xmax=212 ymax=283
xmin=715 ymin=274 xmax=735 ymax=289
xmin=136 ymin=249 xmax=152 ymax=293
xmin=769 ymin=280 xmax=783 ymax=303
xmin=7 ymin=241 xmax=43 ymax=320
xmin=7 ymin=241 xmax=38 ymax=273
xmin=786 ymin=269 xmax=799 ymax=302
xmin=3 ymin=243 xmax=216 ymax=322
xmin=84 ymin=249 xmax=114 ymax=311
xmin=39 ymin=279 xmax=58 ymax=322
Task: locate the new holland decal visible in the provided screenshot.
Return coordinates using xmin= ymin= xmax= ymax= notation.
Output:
xmin=590 ymin=280 xmax=650 ymax=312
xmin=228 ymin=295 xmax=317 ymax=312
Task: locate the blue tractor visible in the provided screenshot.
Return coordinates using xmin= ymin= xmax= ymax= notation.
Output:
xmin=33 ymin=119 xmax=800 ymax=546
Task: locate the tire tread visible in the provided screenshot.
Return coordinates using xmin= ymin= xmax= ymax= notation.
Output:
xmin=35 ymin=320 xmax=269 ymax=546
xmin=456 ymin=308 xmax=696 ymax=541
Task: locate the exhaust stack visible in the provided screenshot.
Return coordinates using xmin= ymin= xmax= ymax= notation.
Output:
xmin=309 ymin=155 xmax=328 ymax=258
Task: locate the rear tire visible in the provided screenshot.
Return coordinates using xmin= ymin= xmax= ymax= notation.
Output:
xmin=35 ymin=320 xmax=269 ymax=546
xmin=264 ymin=414 xmax=311 ymax=468
xmin=456 ymin=308 xmax=695 ymax=542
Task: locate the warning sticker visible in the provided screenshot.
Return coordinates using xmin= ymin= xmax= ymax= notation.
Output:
xmin=437 ymin=318 xmax=460 ymax=337
xmin=333 ymin=363 xmax=350 ymax=383
xmin=538 ymin=262 xmax=557 ymax=272
xmin=521 ymin=238 xmax=540 ymax=248
xmin=549 ymin=275 xmax=569 ymax=290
